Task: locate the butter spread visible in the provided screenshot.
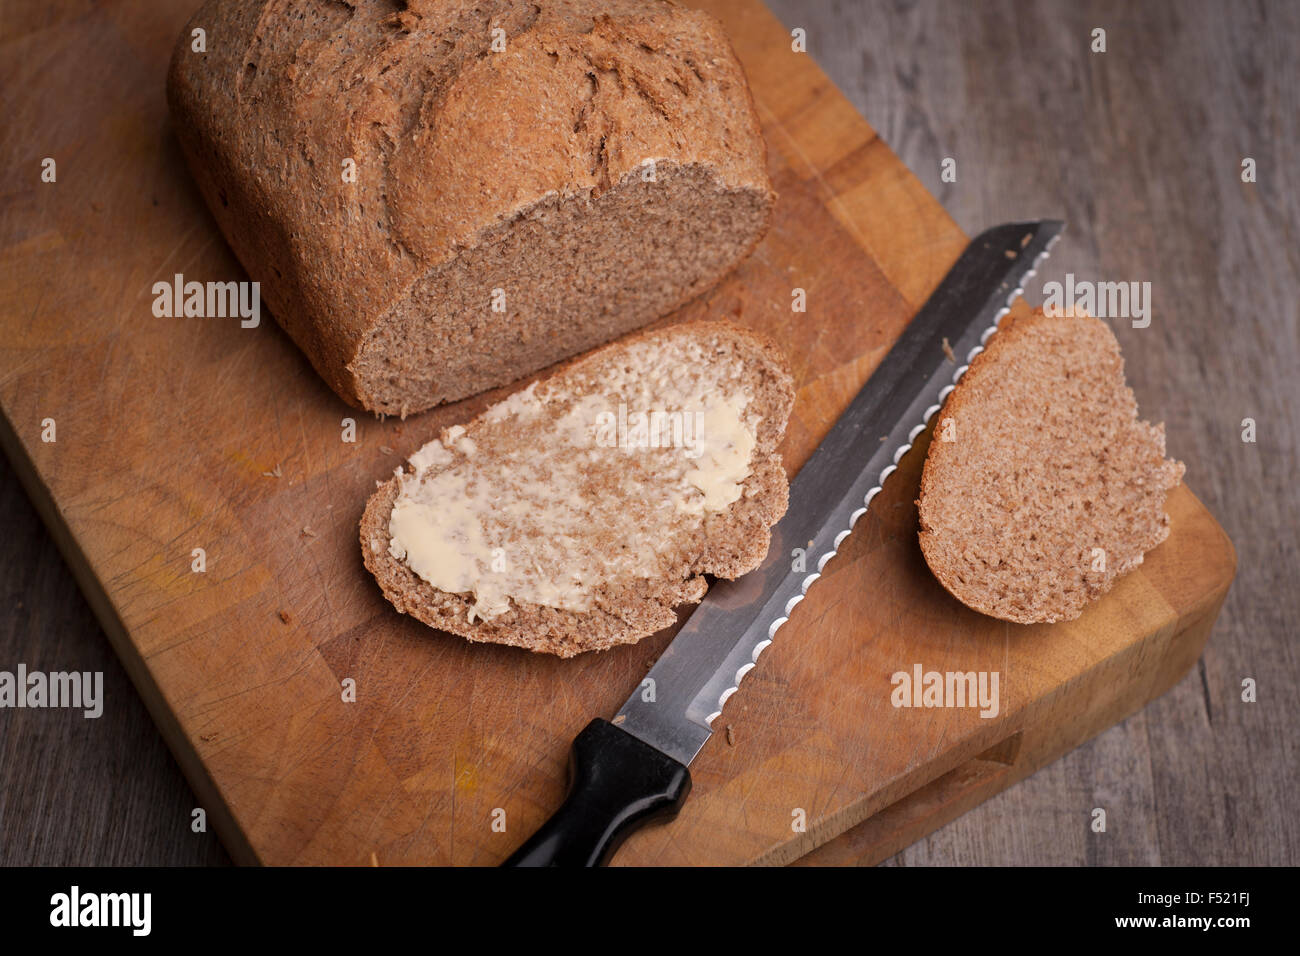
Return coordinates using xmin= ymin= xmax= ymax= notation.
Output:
xmin=386 ymin=337 xmax=760 ymax=620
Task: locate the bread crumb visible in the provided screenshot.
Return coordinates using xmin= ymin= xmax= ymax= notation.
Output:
xmin=301 ymin=526 xmax=317 ymax=538
xmin=725 ymin=725 xmax=736 ymax=746
xmin=379 ymin=445 xmax=395 ymax=455
xmin=261 ymin=463 xmax=282 ymax=478
xmin=917 ymin=307 xmax=1184 ymax=624
xmin=369 ymin=851 xmax=379 ymax=867
xmin=1004 ymin=249 xmax=1017 ymax=259
xmin=1020 ymin=232 xmax=1033 ymax=248
xmin=278 ymin=609 xmax=293 ymax=625
xmin=942 ymin=337 xmax=956 ymax=363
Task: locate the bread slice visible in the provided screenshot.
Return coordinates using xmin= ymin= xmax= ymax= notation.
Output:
xmin=361 ymin=321 xmax=794 ymax=656
xmin=916 ymin=308 xmax=1185 ymax=624
xmin=167 ymin=0 xmax=773 ymax=415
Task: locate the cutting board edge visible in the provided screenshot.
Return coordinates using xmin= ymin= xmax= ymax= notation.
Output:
xmin=0 ymin=412 xmax=262 ymax=866
xmin=787 ymin=556 xmax=1234 ymax=866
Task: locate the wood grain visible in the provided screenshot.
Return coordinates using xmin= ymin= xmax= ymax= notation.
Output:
xmin=0 ymin=0 xmax=1277 ymax=865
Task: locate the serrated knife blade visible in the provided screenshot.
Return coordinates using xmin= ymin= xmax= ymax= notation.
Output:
xmin=615 ymin=219 xmax=1063 ymax=765
xmin=504 ymin=220 xmax=1064 ymax=866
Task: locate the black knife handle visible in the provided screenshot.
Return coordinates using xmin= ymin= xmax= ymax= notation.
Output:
xmin=502 ymin=718 xmax=691 ymax=867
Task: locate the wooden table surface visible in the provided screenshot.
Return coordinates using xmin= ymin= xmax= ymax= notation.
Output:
xmin=2 ymin=0 xmax=1296 ymax=866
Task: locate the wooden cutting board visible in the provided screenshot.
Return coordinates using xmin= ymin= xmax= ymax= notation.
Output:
xmin=0 ymin=0 xmax=1235 ymax=865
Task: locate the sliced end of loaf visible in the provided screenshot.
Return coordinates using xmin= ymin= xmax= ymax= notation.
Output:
xmin=360 ymin=320 xmax=794 ymax=656
xmin=349 ymin=163 xmax=772 ymax=417
xmin=916 ymin=308 xmax=1185 ymax=624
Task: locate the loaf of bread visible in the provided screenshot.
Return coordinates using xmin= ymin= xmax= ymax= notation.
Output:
xmin=167 ymin=0 xmax=773 ymax=415
xmin=917 ymin=309 xmax=1185 ymax=624
xmin=361 ymin=321 xmax=794 ymax=656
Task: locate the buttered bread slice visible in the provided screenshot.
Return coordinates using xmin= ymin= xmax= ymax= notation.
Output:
xmin=361 ymin=322 xmax=794 ymax=657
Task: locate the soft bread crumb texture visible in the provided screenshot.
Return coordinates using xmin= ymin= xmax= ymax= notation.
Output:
xmin=361 ymin=321 xmax=795 ymax=657
xmin=917 ymin=309 xmax=1185 ymax=624
xmin=167 ymin=0 xmax=773 ymax=414
xmin=385 ymin=333 xmax=761 ymax=619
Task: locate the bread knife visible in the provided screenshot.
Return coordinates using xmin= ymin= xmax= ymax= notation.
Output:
xmin=502 ymin=220 xmax=1065 ymax=867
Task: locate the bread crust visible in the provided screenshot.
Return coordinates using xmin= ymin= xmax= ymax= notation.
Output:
xmin=167 ymin=0 xmax=773 ymax=412
xmin=360 ymin=320 xmax=795 ymax=656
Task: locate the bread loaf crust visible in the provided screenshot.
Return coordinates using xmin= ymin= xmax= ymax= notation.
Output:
xmin=167 ymin=0 xmax=773 ymax=412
